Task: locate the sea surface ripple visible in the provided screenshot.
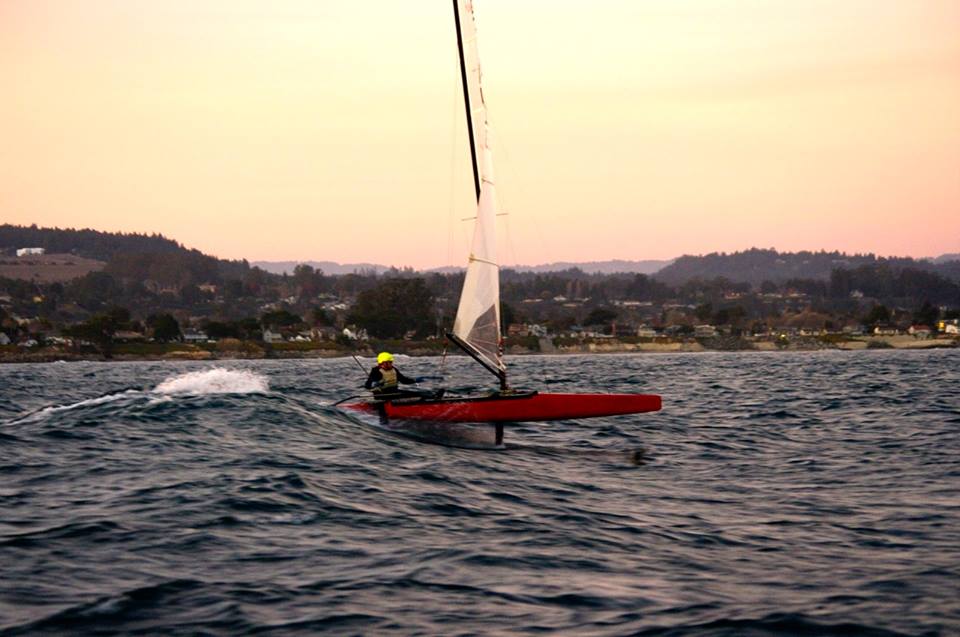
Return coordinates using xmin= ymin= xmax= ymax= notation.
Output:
xmin=1 ymin=351 xmax=958 ymax=636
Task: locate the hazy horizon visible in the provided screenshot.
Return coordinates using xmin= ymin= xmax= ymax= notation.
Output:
xmin=4 ymin=221 xmax=958 ymax=271
xmin=3 ymin=1 xmax=958 ymax=269
xmin=247 ymin=250 xmax=959 ymax=275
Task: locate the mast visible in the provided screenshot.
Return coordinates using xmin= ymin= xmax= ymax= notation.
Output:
xmin=453 ymin=0 xmax=481 ymax=202
xmin=450 ymin=0 xmax=507 ymax=391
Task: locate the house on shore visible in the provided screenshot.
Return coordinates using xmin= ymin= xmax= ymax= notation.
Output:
xmin=262 ymin=328 xmax=285 ymax=343
xmin=182 ymin=329 xmax=209 ymax=343
xmin=694 ymin=325 xmax=718 ymax=338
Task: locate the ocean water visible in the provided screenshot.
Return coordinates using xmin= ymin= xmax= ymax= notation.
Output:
xmin=1 ymin=350 xmax=958 ymax=636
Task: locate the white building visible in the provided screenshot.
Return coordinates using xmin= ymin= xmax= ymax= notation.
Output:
xmin=528 ymin=324 xmax=548 ymax=337
xmin=341 ymin=327 xmax=368 ymax=341
xmin=262 ymin=328 xmax=285 ymax=343
xmin=16 ymin=247 xmax=45 ymax=257
xmin=182 ymin=329 xmax=209 ymax=343
xmin=694 ymin=325 xmax=718 ymax=338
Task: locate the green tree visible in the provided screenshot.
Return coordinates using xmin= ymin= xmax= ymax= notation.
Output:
xmin=147 ymin=313 xmax=181 ymax=342
xmin=180 ymin=283 xmax=202 ymax=304
xmin=293 ymin=264 xmax=325 ymax=298
xmin=500 ymin=301 xmax=519 ymax=328
xmin=862 ymin=304 xmax=891 ymax=327
xmin=694 ymin=302 xmax=713 ymax=321
xmin=547 ymin=315 xmax=576 ymax=334
xmin=64 ymin=307 xmax=130 ymax=357
xmin=348 ymin=277 xmax=435 ymax=338
xmin=105 ymin=306 xmax=131 ymax=328
xmin=584 ymin=307 xmax=618 ymax=326
xmin=204 ymin=320 xmax=240 ymax=339
xmin=311 ymin=307 xmax=333 ymax=326
xmin=68 ymin=272 xmax=119 ymax=310
xmin=223 ymin=279 xmax=245 ymax=299
xmin=714 ymin=305 xmax=746 ymax=326
xmin=625 ymin=273 xmax=672 ymax=301
xmin=237 ymin=317 xmax=262 ymax=340
xmin=912 ymin=301 xmax=939 ymax=328
xmin=260 ymin=309 xmax=303 ymax=329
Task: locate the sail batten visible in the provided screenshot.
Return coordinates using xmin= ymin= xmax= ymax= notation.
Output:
xmin=452 ymin=0 xmax=504 ymax=379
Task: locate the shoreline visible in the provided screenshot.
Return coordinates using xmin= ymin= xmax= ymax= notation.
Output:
xmin=2 ymin=335 xmax=956 ymax=364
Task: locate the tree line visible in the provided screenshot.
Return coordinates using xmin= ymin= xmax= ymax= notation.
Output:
xmin=3 ymin=225 xmax=959 ymax=345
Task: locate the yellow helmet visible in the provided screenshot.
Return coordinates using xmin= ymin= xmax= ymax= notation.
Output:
xmin=377 ymin=352 xmax=394 ymax=364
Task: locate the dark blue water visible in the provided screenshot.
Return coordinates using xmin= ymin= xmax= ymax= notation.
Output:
xmin=2 ymin=351 xmax=958 ymax=636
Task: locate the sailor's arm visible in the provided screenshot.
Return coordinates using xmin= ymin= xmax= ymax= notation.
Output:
xmin=364 ymin=368 xmax=382 ymax=389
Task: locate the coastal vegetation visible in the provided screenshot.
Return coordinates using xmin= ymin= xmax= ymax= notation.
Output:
xmin=1 ymin=225 xmax=958 ymax=360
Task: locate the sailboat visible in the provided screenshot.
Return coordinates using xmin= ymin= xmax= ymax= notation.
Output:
xmin=342 ymin=1 xmax=661 ymax=439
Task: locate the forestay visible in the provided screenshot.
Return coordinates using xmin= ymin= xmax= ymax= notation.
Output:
xmin=452 ymin=0 xmax=505 ymax=376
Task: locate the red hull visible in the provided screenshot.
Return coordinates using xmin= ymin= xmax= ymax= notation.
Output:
xmin=342 ymin=392 xmax=661 ymax=423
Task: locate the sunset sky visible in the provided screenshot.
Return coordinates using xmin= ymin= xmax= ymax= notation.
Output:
xmin=2 ymin=0 xmax=958 ymax=269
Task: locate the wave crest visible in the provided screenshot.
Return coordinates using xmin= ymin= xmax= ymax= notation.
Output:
xmin=152 ymin=368 xmax=269 ymax=396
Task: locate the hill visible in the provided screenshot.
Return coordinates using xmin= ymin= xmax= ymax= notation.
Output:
xmin=653 ymin=248 xmax=960 ymax=287
xmin=1 ymin=224 xmax=184 ymax=262
xmin=256 ymin=258 xmax=673 ymax=276
xmin=253 ymin=261 xmax=389 ymax=275
xmin=0 ymin=224 xmax=255 ymax=286
xmin=510 ymin=259 xmax=672 ymax=275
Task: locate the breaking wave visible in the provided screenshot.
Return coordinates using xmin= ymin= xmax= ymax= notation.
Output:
xmin=151 ymin=367 xmax=269 ymax=396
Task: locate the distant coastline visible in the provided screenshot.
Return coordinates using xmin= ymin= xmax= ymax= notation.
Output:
xmin=250 ymin=258 xmax=673 ymax=276
xmin=2 ymin=334 xmax=955 ymax=364
xmin=3 ymin=227 xmax=959 ymax=367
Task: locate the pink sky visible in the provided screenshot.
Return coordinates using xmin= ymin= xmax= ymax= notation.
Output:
xmin=2 ymin=0 xmax=958 ymax=268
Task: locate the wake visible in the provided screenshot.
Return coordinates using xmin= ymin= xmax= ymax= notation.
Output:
xmin=152 ymin=368 xmax=269 ymax=396
xmin=3 ymin=368 xmax=269 ymax=425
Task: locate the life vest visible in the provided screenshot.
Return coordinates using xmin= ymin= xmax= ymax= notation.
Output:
xmin=380 ymin=367 xmax=398 ymax=390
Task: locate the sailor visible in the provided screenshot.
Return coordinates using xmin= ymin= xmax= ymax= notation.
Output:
xmin=365 ymin=352 xmax=418 ymax=397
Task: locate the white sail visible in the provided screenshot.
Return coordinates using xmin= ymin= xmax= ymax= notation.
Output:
xmin=452 ymin=0 xmax=504 ymax=374
xmin=456 ymin=0 xmax=488 ymax=171
xmin=453 ymin=142 xmax=502 ymax=372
